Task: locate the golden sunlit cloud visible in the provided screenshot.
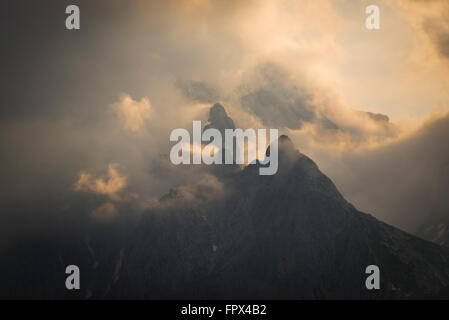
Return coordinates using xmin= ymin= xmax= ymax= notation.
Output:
xmin=74 ymin=163 xmax=127 ymax=201
xmin=111 ymin=94 xmax=152 ymax=133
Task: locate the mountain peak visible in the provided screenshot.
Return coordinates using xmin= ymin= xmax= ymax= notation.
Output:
xmin=264 ymin=134 xmax=299 ymax=164
xmin=205 ymin=103 xmax=235 ymax=133
xmin=278 ymin=134 xmax=295 ymax=150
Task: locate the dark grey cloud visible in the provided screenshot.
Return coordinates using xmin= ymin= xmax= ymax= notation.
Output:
xmin=423 ymin=19 xmax=449 ymax=61
xmin=234 ymin=62 xmax=396 ymax=146
xmin=325 ymin=112 xmax=449 ymax=233
xmin=238 ymin=62 xmax=319 ymax=130
xmin=177 ymin=80 xmax=220 ymax=104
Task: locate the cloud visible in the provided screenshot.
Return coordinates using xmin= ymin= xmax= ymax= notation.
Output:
xmin=398 ymin=0 xmax=449 ymax=77
xmin=111 ymin=94 xmax=151 ymax=133
xmin=422 ymin=16 xmax=449 ymax=62
xmin=314 ymin=110 xmax=449 ymax=232
xmin=238 ymin=62 xmax=318 ymax=130
xmin=158 ymin=173 xmax=225 ymax=207
xmin=74 ymin=163 xmax=127 ymax=201
xmin=230 ymin=61 xmax=399 ymax=152
xmin=176 ymin=80 xmax=220 ymax=104
xmin=2 ymin=0 xmax=449 ymax=245
xmin=90 ymin=202 xmax=119 ymax=222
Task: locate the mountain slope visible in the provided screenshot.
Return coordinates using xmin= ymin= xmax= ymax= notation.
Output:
xmin=1 ymin=104 xmax=449 ymax=299
xmin=113 ymin=134 xmax=449 ymax=299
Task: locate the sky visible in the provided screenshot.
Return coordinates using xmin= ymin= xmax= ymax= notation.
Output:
xmin=1 ymin=0 xmax=449 ymax=246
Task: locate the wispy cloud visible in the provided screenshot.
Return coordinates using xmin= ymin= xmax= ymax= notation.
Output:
xmin=74 ymin=163 xmax=127 ymax=201
xmin=111 ymin=94 xmax=151 ymax=133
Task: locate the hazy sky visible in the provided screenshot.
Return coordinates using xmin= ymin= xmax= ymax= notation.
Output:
xmin=1 ymin=0 xmax=449 ymax=244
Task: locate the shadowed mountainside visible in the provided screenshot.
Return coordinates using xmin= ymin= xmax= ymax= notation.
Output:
xmin=1 ymin=104 xmax=449 ymax=299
